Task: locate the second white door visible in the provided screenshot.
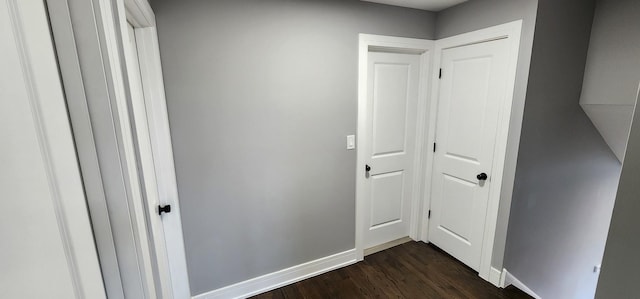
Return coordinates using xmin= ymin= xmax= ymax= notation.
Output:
xmin=123 ymin=22 xmax=167 ymax=298
xmin=428 ymin=38 xmax=510 ymax=271
xmin=363 ymin=51 xmax=421 ymax=250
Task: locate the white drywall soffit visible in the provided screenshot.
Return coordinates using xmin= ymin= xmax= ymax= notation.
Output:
xmin=361 ymin=0 xmax=467 ymax=11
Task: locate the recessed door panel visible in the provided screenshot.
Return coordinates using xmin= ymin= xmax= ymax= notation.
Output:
xmin=445 ymin=57 xmax=491 ymax=162
xmin=370 ymin=171 xmax=405 ymax=228
xmin=439 ymin=174 xmax=476 ymax=243
xmin=372 ymin=64 xmax=410 ymax=156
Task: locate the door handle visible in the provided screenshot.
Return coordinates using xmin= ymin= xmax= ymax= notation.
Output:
xmin=477 ymin=173 xmax=488 ymax=181
xmin=365 ymin=164 xmax=371 ymax=172
xmin=158 ymin=204 xmax=172 ymax=215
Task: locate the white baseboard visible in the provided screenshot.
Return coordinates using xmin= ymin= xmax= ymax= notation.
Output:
xmin=488 ymin=267 xmax=503 ymax=288
xmin=192 ymin=249 xmax=358 ymax=299
xmin=364 ymin=236 xmax=412 ymax=256
xmin=499 ymin=268 xmax=507 ymax=288
xmin=503 ymin=269 xmax=542 ymax=299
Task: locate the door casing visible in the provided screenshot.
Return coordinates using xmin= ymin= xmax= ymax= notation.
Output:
xmin=2 ymin=0 xmax=106 ymax=297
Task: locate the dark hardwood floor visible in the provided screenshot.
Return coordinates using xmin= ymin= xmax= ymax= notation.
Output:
xmin=251 ymin=242 xmax=531 ymax=299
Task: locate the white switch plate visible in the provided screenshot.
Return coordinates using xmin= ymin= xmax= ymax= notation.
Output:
xmin=347 ymin=135 xmax=356 ymax=150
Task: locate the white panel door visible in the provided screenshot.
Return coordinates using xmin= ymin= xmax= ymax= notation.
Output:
xmin=428 ymin=39 xmax=509 ymax=271
xmin=124 ymin=23 xmax=165 ymax=298
xmin=0 ymin=0 xmax=104 ymax=298
xmin=121 ymin=16 xmax=191 ymax=298
xmin=363 ymin=52 xmax=421 ymax=249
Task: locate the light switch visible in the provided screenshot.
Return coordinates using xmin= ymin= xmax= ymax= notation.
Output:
xmin=347 ymin=135 xmax=356 ymax=150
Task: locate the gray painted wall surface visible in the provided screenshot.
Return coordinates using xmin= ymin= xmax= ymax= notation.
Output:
xmin=151 ymin=0 xmax=436 ymax=294
xmin=434 ymin=0 xmax=539 ymax=270
xmin=581 ymin=0 xmax=640 ymax=107
xmin=504 ymin=0 xmax=621 ymax=298
xmin=580 ymin=0 xmax=640 ymax=160
xmin=596 ymin=88 xmax=640 ymax=298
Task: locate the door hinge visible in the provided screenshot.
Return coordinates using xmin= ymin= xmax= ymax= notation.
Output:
xmin=433 ymin=143 xmax=437 ymax=152
xmin=439 ymin=68 xmax=442 ymax=79
xmin=428 ymin=210 xmax=431 ymax=219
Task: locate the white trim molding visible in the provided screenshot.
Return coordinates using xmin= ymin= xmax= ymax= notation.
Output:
xmin=503 ymin=269 xmax=542 ymax=299
xmin=124 ymin=0 xmax=154 ymax=27
xmin=356 ymin=34 xmax=435 ymax=261
xmin=94 ymin=0 xmax=160 ymax=296
xmin=421 ymin=20 xmax=523 ymax=282
xmin=193 ymin=249 xmax=357 ymax=299
xmin=488 ymin=267 xmax=504 ymax=288
xmin=45 ymin=0 xmax=129 ymax=296
xmin=6 ymin=0 xmax=106 ymax=297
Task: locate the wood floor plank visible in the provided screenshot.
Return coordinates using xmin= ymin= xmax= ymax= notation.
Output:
xmin=251 ymin=242 xmax=532 ymax=299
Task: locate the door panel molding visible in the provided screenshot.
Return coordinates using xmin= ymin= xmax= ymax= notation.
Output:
xmin=356 ymin=34 xmax=435 ymax=261
xmin=421 ymin=20 xmax=523 ymax=283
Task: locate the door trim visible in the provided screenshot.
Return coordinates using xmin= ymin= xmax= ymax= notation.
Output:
xmin=6 ymin=0 xmax=106 ymax=297
xmin=356 ymin=34 xmax=434 ymax=261
xmin=422 ymin=20 xmax=523 ymax=282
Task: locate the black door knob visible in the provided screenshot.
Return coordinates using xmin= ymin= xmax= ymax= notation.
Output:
xmin=158 ymin=204 xmax=171 ymax=215
xmin=477 ymin=173 xmax=488 ymax=181
xmin=365 ymin=164 xmax=371 ymax=172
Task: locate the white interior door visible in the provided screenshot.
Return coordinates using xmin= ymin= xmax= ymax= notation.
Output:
xmin=0 ymin=0 xmax=104 ymax=297
xmin=123 ymin=22 xmax=173 ymax=298
xmin=123 ymin=16 xmax=191 ymax=297
xmin=428 ymin=38 xmax=509 ymax=271
xmin=363 ymin=51 xmax=421 ymax=250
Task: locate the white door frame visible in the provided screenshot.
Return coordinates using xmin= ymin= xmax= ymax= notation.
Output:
xmin=356 ymin=34 xmax=434 ymax=261
xmin=45 ymin=0 xmax=190 ymax=297
xmin=4 ymin=0 xmax=106 ymax=297
xmin=120 ymin=0 xmax=191 ymax=298
xmin=420 ymin=21 xmax=523 ymax=283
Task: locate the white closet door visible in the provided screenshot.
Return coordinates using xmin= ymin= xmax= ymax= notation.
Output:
xmin=428 ymin=38 xmax=509 ymax=271
xmin=362 ymin=52 xmax=421 ymax=249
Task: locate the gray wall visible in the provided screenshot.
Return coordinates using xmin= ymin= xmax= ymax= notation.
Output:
xmin=504 ymin=0 xmax=622 ymax=298
xmin=579 ymin=0 xmax=640 ymax=160
xmin=581 ymin=0 xmax=640 ymax=107
xmin=435 ymin=0 xmax=539 ymax=270
xmin=151 ymin=0 xmax=436 ymax=295
xmin=592 ymin=2 xmax=640 ymax=297
xmin=596 ymin=87 xmax=640 ymax=298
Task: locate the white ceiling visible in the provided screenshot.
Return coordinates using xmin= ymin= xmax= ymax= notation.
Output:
xmin=361 ymin=0 xmax=468 ymax=11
